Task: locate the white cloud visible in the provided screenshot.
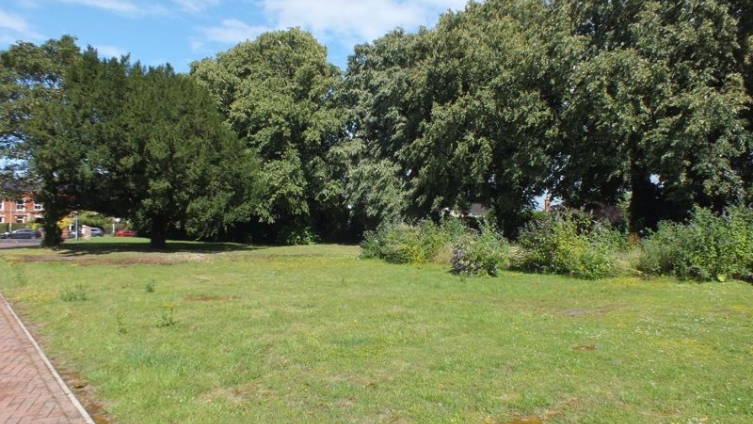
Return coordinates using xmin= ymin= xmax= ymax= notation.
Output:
xmin=172 ymin=0 xmax=220 ymax=13
xmin=200 ymin=19 xmax=270 ymax=44
xmin=56 ymin=0 xmax=169 ymax=16
xmin=194 ymin=0 xmax=470 ymax=60
xmin=55 ymin=0 xmax=221 ymax=16
xmin=93 ymin=44 xmax=127 ymax=58
xmin=262 ymin=0 xmax=468 ymax=42
xmin=13 ymin=0 xmax=41 ymax=9
xmin=58 ymin=0 xmax=141 ymax=14
xmin=0 ymin=7 xmax=44 ymax=41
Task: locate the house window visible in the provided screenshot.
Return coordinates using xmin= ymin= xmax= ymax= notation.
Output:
xmin=15 ymin=216 xmax=25 ymax=224
xmin=16 ymin=200 xmax=25 ymax=211
xmin=0 ymin=216 xmax=4 ymax=223
xmin=0 ymin=201 xmax=4 ymax=211
xmin=34 ymin=202 xmax=43 ymax=211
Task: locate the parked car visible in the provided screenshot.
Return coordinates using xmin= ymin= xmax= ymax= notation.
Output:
xmin=90 ymin=227 xmax=104 ymax=237
xmin=4 ymin=228 xmax=41 ymax=239
xmin=115 ymin=229 xmax=137 ymax=237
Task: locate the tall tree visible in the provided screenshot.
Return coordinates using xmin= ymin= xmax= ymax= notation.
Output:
xmin=339 ymin=28 xmax=432 ymax=230
xmin=412 ymin=0 xmax=558 ymax=234
xmin=551 ymin=0 xmax=750 ymax=231
xmin=18 ymin=45 xmax=260 ymax=248
xmin=118 ymin=64 xmax=261 ymax=248
xmin=730 ymin=0 xmax=753 ymax=200
xmin=342 ymin=1 xmax=558 ymax=235
xmin=0 ymin=36 xmax=81 ymax=245
xmin=191 ymin=28 xmax=346 ymax=243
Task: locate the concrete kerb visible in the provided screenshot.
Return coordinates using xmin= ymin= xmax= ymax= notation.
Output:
xmin=0 ymin=293 xmax=96 ymax=424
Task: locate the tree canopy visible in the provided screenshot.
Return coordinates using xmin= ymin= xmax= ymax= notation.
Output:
xmin=2 ymin=0 xmax=752 ymax=246
xmin=191 ymin=28 xmax=347 ymax=243
xmin=3 ymin=42 xmax=260 ymax=248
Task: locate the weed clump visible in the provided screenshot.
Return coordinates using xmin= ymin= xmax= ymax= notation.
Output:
xmin=637 ymin=206 xmax=753 ymax=282
xmin=361 ymin=219 xmax=463 ymax=264
xmin=60 ymin=283 xmax=88 ymax=302
xmin=513 ymin=210 xmax=616 ymax=279
xmin=451 ymin=221 xmax=510 ymax=276
xmin=157 ymin=303 xmax=177 ymax=327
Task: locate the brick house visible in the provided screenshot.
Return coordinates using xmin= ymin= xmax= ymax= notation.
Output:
xmin=0 ymin=196 xmax=44 ymax=226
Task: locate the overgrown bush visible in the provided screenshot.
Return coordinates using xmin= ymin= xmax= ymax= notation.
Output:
xmin=451 ymin=222 xmax=510 ymax=276
xmin=277 ymin=224 xmax=318 ymax=245
xmin=514 ymin=210 xmax=616 ymax=279
xmin=637 ymin=206 xmax=753 ymax=281
xmin=360 ymin=218 xmax=465 ymax=264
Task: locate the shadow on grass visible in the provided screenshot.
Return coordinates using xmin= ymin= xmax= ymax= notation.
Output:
xmin=59 ymin=239 xmax=263 ymax=256
xmin=0 ymin=240 xmax=43 ymax=250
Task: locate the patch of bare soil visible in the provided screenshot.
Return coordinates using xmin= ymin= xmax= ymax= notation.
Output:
xmin=561 ymin=308 xmax=610 ymax=317
xmin=183 ymin=294 xmax=241 ymax=302
xmin=11 ymin=252 xmax=210 ymax=266
xmin=58 ymin=368 xmax=114 ymax=424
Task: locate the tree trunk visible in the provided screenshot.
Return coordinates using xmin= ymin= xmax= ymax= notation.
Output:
xmin=150 ymin=215 xmax=168 ymax=249
xmin=39 ymin=185 xmax=66 ymax=250
xmin=628 ymin=173 xmax=661 ymax=235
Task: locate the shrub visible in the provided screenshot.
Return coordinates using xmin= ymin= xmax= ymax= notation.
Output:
xmin=451 ymin=222 xmax=510 ymax=276
xmin=637 ymin=206 xmax=753 ymax=281
xmin=277 ymin=225 xmax=318 ymax=245
xmin=439 ymin=215 xmax=468 ymax=242
xmin=514 ymin=210 xmax=616 ymax=279
xmin=361 ymin=219 xmax=466 ymax=264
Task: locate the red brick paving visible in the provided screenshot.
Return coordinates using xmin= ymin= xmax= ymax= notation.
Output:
xmin=0 ymin=294 xmax=94 ymax=424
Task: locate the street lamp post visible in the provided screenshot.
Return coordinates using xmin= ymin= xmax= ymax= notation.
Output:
xmin=9 ymin=199 xmax=14 ymax=233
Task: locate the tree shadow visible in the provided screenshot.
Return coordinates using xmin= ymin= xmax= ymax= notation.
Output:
xmin=58 ymin=240 xmax=264 ymax=256
xmin=0 ymin=241 xmax=43 ymax=250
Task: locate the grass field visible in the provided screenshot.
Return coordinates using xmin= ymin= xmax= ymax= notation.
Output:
xmin=1 ymin=238 xmax=752 ymax=423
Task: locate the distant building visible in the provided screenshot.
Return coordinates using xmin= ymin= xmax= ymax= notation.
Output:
xmin=442 ymin=203 xmax=491 ymax=218
xmin=0 ymin=196 xmax=44 ymax=225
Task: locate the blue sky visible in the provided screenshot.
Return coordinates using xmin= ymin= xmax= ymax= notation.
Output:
xmin=0 ymin=0 xmax=469 ymax=72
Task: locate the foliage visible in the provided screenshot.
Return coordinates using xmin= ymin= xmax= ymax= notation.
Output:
xmin=341 ymin=2 xmax=556 ymax=235
xmin=191 ymin=28 xmax=347 ymax=242
xmin=60 ymin=283 xmax=87 ymax=302
xmin=439 ymin=215 xmax=467 ymax=242
xmin=339 ymin=29 xmax=431 ymax=229
xmin=451 ymin=221 xmax=510 ymax=276
xmin=637 ymin=206 xmax=753 ymax=281
xmin=4 ymin=0 xmax=753 ymax=247
xmin=77 ymin=211 xmax=113 ymax=231
xmin=360 ymin=219 xmax=460 ymax=264
xmin=551 ymin=0 xmax=751 ymax=232
xmin=156 ymin=303 xmax=177 ymax=328
xmin=414 ymin=1 xmax=557 ymax=236
xmin=121 ymin=64 xmax=261 ymax=248
xmin=0 ymin=36 xmax=81 ymax=247
xmin=11 ymin=44 xmax=262 ymax=249
xmin=515 ymin=210 xmax=616 ymax=279
xmin=276 ymin=224 xmax=319 ymax=246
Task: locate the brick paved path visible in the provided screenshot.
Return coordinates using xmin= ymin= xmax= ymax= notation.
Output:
xmin=0 ymin=294 xmax=94 ymax=424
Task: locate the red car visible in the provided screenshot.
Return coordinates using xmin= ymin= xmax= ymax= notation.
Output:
xmin=115 ymin=229 xmax=137 ymax=237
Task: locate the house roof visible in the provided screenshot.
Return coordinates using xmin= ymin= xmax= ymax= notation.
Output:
xmin=467 ymin=203 xmax=491 ymax=217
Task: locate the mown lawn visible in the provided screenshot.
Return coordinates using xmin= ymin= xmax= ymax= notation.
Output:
xmin=1 ymin=239 xmax=752 ymax=423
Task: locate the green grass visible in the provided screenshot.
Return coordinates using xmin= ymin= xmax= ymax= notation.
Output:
xmin=1 ymin=241 xmax=752 ymax=423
